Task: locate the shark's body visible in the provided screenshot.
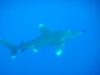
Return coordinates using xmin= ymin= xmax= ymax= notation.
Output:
xmin=0 ymin=24 xmax=86 ymax=59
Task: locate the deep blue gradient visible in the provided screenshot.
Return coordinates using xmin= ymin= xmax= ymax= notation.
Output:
xmin=0 ymin=0 xmax=100 ymax=75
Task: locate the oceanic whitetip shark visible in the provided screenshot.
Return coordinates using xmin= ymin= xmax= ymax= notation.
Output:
xmin=0 ymin=24 xmax=86 ymax=59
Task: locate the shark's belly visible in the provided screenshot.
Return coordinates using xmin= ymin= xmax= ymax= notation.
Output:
xmin=29 ymin=38 xmax=59 ymax=49
xmin=20 ymin=32 xmax=65 ymax=50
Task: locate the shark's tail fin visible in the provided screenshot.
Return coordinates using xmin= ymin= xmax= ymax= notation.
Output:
xmin=0 ymin=38 xmax=18 ymax=59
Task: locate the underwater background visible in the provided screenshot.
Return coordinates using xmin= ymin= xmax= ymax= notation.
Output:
xmin=0 ymin=0 xmax=100 ymax=75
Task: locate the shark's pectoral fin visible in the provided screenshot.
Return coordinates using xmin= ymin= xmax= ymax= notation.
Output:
xmin=32 ymin=49 xmax=37 ymax=52
xmin=56 ymin=41 xmax=65 ymax=56
xmin=39 ymin=24 xmax=51 ymax=34
xmin=56 ymin=49 xmax=63 ymax=56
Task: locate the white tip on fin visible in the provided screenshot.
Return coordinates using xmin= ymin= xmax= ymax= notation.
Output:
xmin=11 ymin=56 xmax=16 ymax=59
xmin=32 ymin=49 xmax=37 ymax=52
xmin=39 ymin=24 xmax=44 ymax=28
xmin=56 ymin=49 xmax=63 ymax=56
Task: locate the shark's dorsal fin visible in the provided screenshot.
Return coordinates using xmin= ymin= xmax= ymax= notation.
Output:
xmin=39 ymin=24 xmax=51 ymax=34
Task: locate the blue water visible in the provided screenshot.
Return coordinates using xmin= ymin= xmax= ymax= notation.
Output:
xmin=0 ymin=1 xmax=99 ymax=75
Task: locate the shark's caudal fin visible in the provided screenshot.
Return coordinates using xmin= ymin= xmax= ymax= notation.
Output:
xmin=0 ymin=38 xmax=18 ymax=59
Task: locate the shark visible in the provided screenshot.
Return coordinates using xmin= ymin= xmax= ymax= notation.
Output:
xmin=0 ymin=24 xmax=86 ymax=59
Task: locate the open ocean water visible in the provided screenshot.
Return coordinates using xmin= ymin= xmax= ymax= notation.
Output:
xmin=0 ymin=0 xmax=100 ymax=75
